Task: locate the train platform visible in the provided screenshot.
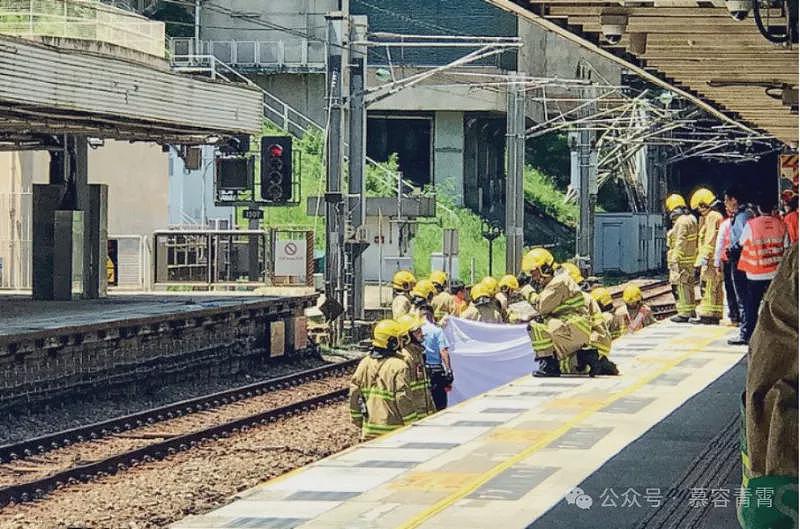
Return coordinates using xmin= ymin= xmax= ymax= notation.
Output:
xmin=0 ymin=293 xmax=318 ymax=411
xmin=0 ymin=293 xmax=316 ymax=340
xmin=171 ymin=320 xmax=747 ymax=529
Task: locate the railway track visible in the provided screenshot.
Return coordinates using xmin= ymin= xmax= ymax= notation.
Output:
xmin=609 ymin=279 xmax=677 ymax=318
xmin=0 ymin=360 xmax=358 ymax=506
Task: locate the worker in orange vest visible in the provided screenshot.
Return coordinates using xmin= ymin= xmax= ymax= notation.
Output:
xmin=732 ymin=196 xmax=789 ymax=344
xmin=782 ymin=192 xmax=798 ymax=243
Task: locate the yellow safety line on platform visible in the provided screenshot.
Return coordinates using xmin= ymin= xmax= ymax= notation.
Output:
xmin=395 ymin=326 xmax=733 ymax=529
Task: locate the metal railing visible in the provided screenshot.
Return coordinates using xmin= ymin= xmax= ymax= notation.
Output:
xmin=169 ymin=54 xmax=447 ymax=216
xmin=170 ymin=37 xmax=325 ymax=71
xmin=108 ymin=234 xmax=148 ymax=290
xmin=0 ymin=0 xmax=165 ymax=57
xmin=152 ymin=228 xmax=313 ymax=288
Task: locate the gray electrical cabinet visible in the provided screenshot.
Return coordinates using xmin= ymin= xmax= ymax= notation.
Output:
xmin=594 ymin=213 xmax=665 ymax=274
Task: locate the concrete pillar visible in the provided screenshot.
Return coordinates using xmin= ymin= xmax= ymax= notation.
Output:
xmin=433 ymin=111 xmax=465 ymax=206
xmin=53 ymin=210 xmax=84 ymax=300
xmin=84 ymin=184 xmax=108 ymax=298
xmin=32 ymin=184 xmax=65 ymax=300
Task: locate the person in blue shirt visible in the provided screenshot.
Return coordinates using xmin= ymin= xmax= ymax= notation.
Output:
xmin=421 ymin=316 xmax=452 ymax=411
xmin=724 ymin=184 xmax=755 ymax=346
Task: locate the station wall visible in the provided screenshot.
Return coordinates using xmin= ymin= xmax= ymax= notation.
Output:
xmin=0 ymin=142 xmax=168 ymax=290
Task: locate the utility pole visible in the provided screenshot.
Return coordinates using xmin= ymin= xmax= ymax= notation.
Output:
xmin=347 ymin=15 xmax=368 ymax=322
xmin=325 ymin=12 xmax=347 ymax=342
xmin=505 ymin=72 xmax=525 ymax=275
xmin=574 ymin=69 xmax=598 ymax=273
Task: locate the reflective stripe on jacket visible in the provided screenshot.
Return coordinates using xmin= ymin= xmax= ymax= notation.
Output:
xmin=399 ymin=343 xmax=435 ymax=420
xmin=348 ymin=353 xmax=416 ymax=440
xmin=532 ymin=273 xmax=592 ymax=340
xmin=696 ymin=210 xmax=723 ymax=267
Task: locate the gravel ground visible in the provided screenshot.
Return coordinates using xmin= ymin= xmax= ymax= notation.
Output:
xmin=0 ymin=354 xmax=347 ymax=446
xmin=0 ymin=374 xmax=351 ymax=488
xmin=0 ymin=403 xmax=359 ymax=529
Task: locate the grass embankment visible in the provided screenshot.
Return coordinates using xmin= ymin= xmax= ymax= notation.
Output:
xmin=238 ymin=125 xmax=575 ymax=279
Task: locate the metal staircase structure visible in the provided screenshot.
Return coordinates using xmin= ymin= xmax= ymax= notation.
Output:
xmin=170 ymin=54 xmax=440 ymax=212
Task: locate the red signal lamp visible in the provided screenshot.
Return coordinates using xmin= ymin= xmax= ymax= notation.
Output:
xmin=268 ymin=144 xmax=283 ymax=157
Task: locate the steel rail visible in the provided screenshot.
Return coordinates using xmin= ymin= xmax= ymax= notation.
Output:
xmin=0 ymin=388 xmax=348 ymax=506
xmin=0 ymin=359 xmax=359 ymax=465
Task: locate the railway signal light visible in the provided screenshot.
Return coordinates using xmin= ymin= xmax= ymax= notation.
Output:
xmin=260 ymin=136 xmax=293 ymax=203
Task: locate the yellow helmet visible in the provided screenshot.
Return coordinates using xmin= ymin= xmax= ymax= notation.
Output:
xmin=499 ymin=274 xmax=519 ymax=292
xmin=470 ymin=283 xmax=491 ymax=301
xmin=590 ymin=287 xmax=613 ymax=307
xmin=392 ymin=270 xmax=416 ymax=292
xmin=412 ymin=279 xmax=436 ymax=301
xmin=665 ymin=194 xmax=687 ymax=213
xmin=396 ymin=313 xmax=424 ymax=333
xmin=690 ymin=188 xmax=716 ymax=210
xmin=622 ymin=284 xmax=643 ymax=305
xmin=429 ymin=270 xmax=448 ymax=288
xmin=372 ymin=319 xmax=405 ymax=350
xmin=521 ymin=248 xmax=555 ymax=274
xmin=480 ymin=276 xmax=499 ymax=296
xmin=561 ymin=262 xmax=584 ymax=284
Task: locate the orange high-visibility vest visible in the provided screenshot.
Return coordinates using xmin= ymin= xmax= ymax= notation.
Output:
xmin=738 ymin=216 xmax=787 ymax=277
xmin=720 ymin=219 xmax=732 ymax=263
xmin=784 ymin=210 xmax=798 ymax=243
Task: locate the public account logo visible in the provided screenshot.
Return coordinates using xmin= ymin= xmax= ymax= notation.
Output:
xmin=565 ymin=487 xmax=593 ymax=510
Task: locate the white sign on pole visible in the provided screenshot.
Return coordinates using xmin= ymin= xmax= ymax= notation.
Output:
xmin=274 ymin=239 xmax=307 ymax=278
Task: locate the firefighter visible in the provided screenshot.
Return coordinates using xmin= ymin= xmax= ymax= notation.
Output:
xmin=461 ymin=283 xmax=503 ymax=323
xmin=665 ymin=193 xmax=699 ymax=322
xmin=521 ymin=248 xmax=596 ymax=377
xmin=409 ymin=279 xmax=436 ymax=321
xmin=616 ymin=284 xmax=656 ymax=333
xmin=497 ymin=274 xmax=520 ymax=312
xmin=450 ymin=280 xmax=467 ymax=317
xmin=479 ymin=276 xmax=504 ymax=317
xmin=591 ymin=287 xmax=622 ymax=339
xmin=348 ymin=320 xmax=417 ymax=440
xmin=429 ymin=270 xmax=454 ymax=323
xmin=396 ymin=314 xmax=436 ymax=420
xmin=690 ymin=188 xmax=725 ymax=325
xmin=391 ymin=270 xmax=416 ymax=319
xmin=734 ymin=196 xmax=789 ymax=344
xmin=738 ymin=244 xmax=798 ymax=529
xmin=559 ymin=263 xmax=615 ymax=375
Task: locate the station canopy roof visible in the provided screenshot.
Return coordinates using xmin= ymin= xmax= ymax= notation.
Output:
xmin=0 ymin=34 xmax=263 ymax=148
xmin=488 ymin=0 xmax=799 ymax=147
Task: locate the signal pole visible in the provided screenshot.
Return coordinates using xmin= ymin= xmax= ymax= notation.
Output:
xmin=347 ymin=15 xmax=368 ymax=322
xmin=505 ymin=72 xmax=525 ymax=275
xmin=325 ymin=12 xmax=347 ymax=341
xmin=575 ymin=64 xmax=597 ymax=272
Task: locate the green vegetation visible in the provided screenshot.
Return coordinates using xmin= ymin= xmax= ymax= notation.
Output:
xmin=522 ymin=165 xmax=579 ymax=228
xmin=234 ymin=123 xmax=580 ymax=280
xmin=235 ymin=124 xmax=326 ymax=248
xmin=411 ymin=197 xmax=507 ymax=281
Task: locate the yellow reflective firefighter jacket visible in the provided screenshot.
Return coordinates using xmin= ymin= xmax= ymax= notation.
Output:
xmin=349 ymin=352 xmax=417 ymax=440
xmin=530 ymin=273 xmax=592 ymax=359
xmin=672 ymin=213 xmax=699 ymax=268
xmin=431 ymin=291 xmax=455 ymax=323
xmin=584 ymin=293 xmax=612 ymax=356
xmin=391 ymin=293 xmax=412 ymax=319
xmin=461 ymin=302 xmax=503 ymax=323
xmin=399 ymin=342 xmax=435 ymax=420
